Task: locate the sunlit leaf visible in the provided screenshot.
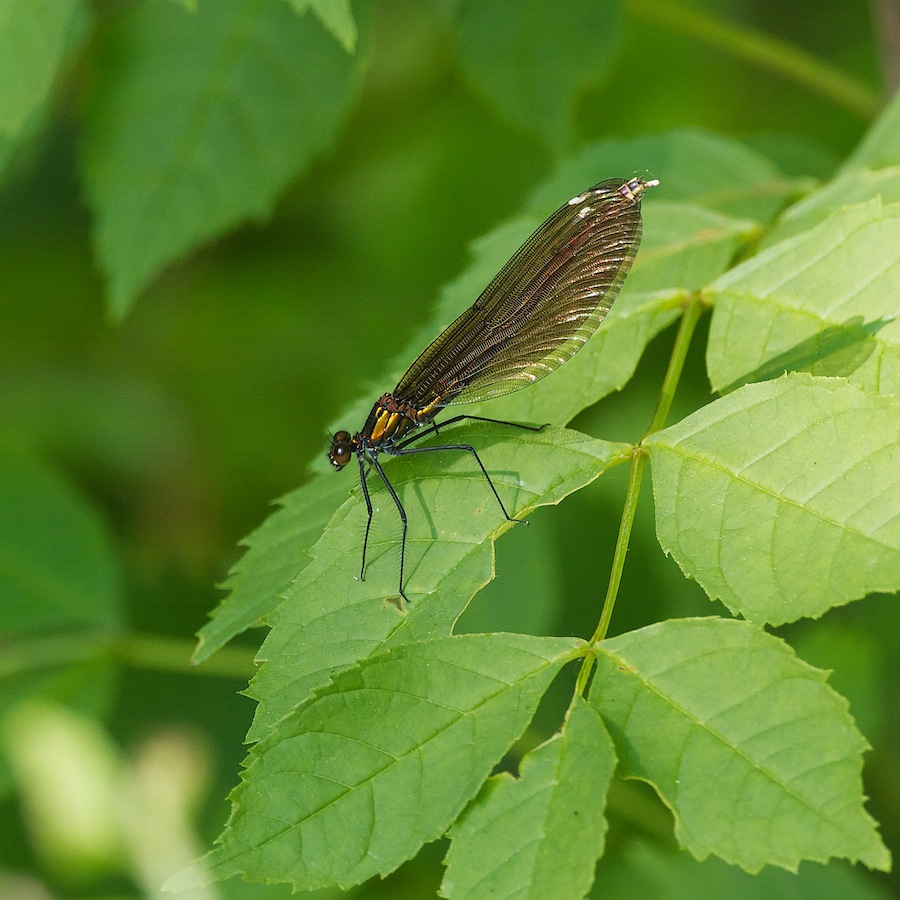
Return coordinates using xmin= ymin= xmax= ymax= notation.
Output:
xmin=707 ymin=199 xmax=900 ymax=395
xmin=443 ymin=696 xmax=615 ymax=899
xmin=591 ymin=617 xmax=890 ymax=872
xmin=645 ymin=375 xmax=900 ymax=624
xmin=187 ymin=633 xmax=583 ymax=891
xmin=761 ymin=167 xmax=900 ymax=247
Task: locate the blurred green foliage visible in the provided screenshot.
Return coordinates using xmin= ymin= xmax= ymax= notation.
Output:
xmin=0 ymin=0 xmax=898 ymax=897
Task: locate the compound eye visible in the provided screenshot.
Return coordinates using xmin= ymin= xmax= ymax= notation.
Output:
xmin=329 ymin=431 xmax=354 ymax=469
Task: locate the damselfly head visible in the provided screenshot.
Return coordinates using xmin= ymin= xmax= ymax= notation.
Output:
xmin=329 ymin=431 xmax=355 ymax=469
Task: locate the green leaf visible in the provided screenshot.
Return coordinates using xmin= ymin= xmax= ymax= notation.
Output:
xmin=442 ymin=696 xmax=615 ymax=899
xmin=82 ymin=0 xmax=364 ymax=318
xmin=0 ymin=0 xmax=80 ymax=139
xmin=458 ymin=0 xmax=623 ymax=147
xmin=644 ymin=375 xmax=900 ymax=624
xmin=287 ymin=0 xmax=357 ymax=52
xmin=707 ymin=199 xmax=900 ymax=396
xmin=247 ymin=425 xmax=627 ymax=739
xmin=590 ymin=617 xmax=890 ymax=873
xmin=190 ymin=633 xmax=583 ymax=891
xmin=0 ymin=446 xmax=122 ymax=636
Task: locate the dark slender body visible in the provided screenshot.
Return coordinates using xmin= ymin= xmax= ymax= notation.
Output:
xmin=329 ymin=176 xmax=657 ymax=599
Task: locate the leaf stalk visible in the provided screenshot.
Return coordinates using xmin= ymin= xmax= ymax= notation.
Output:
xmin=575 ymin=294 xmax=705 ymax=695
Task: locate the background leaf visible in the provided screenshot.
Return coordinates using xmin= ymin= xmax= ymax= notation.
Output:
xmin=645 ymin=375 xmax=900 ymax=624
xmin=761 ymin=167 xmax=900 ymax=247
xmin=457 ymin=0 xmax=623 ymax=148
xmin=0 ymin=446 xmax=123 ymax=796
xmin=0 ymin=0 xmax=80 ymax=139
xmin=82 ymin=0 xmax=365 ymax=317
xmin=294 ymin=0 xmax=358 ymax=52
xmin=591 ymin=840 xmax=893 ymax=900
xmin=590 ymin=617 xmax=890 ymax=873
xmin=0 ymin=446 xmax=122 ymax=637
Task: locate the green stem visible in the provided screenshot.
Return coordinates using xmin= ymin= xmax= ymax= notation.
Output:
xmin=643 ymin=292 xmax=706 ymax=440
xmin=575 ymin=295 xmax=705 ymax=696
xmin=0 ymin=631 xmax=257 ymax=681
xmin=629 ymin=0 xmax=880 ymax=120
